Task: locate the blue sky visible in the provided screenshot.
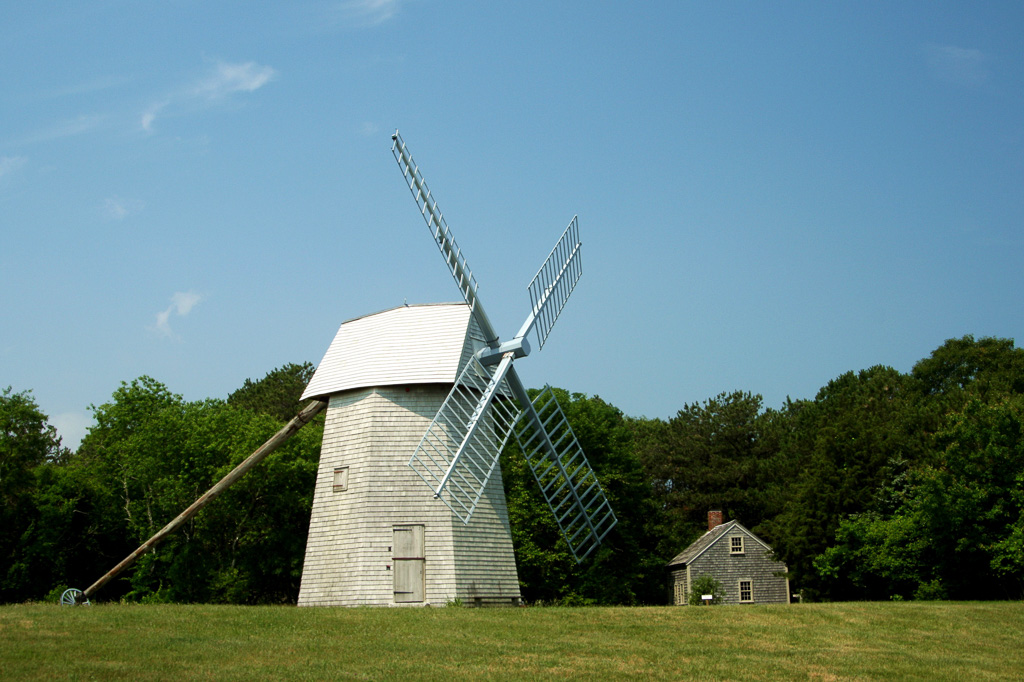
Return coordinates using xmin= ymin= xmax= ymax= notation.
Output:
xmin=3 ymin=2 xmax=1022 ymax=449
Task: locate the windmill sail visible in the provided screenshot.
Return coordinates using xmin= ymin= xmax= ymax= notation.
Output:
xmin=392 ymin=132 xmax=484 ymax=322
xmin=523 ymin=216 xmax=582 ymax=350
xmin=393 ymin=130 xmax=616 ymax=562
xmin=514 ymin=386 xmax=617 ymax=561
xmin=408 ymin=355 xmax=521 ymax=523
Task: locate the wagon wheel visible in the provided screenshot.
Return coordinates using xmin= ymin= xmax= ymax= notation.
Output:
xmin=60 ymin=588 xmax=90 ymax=606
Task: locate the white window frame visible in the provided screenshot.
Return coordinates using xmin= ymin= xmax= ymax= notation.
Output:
xmin=739 ymin=579 xmax=753 ymax=603
xmin=332 ymin=466 xmax=349 ymax=492
xmin=730 ymin=535 xmax=744 ymax=555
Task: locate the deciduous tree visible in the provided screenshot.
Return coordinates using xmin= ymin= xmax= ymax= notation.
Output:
xmin=0 ymin=388 xmax=68 ymax=602
xmin=502 ymin=389 xmax=662 ymax=604
xmin=765 ymin=367 xmax=931 ymax=599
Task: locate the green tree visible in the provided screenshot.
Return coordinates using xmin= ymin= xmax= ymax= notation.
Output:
xmin=808 ymin=338 xmax=1024 ymax=601
xmin=813 ymin=510 xmax=933 ymax=601
xmin=227 ymin=362 xmax=315 ymax=422
xmin=501 ymin=389 xmax=662 ymax=604
xmin=916 ymin=396 xmax=1024 ymax=599
xmin=0 ymin=388 xmax=68 ymax=602
xmin=764 ymin=366 xmax=931 ymax=600
xmin=636 ymin=391 xmax=782 ymax=563
xmin=912 ymin=336 xmax=1024 ymax=403
xmin=73 ymin=376 xmax=322 ymax=603
xmin=814 ymin=396 xmax=1024 ymax=601
xmin=688 ymin=574 xmax=724 ymax=605
xmin=1 ymin=387 xmax=64 ymax=500
xmin=4 ymin=459 xmax=114 ymax=603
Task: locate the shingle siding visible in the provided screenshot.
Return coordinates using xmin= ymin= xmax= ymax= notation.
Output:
xmin=669 ymin=521 xmax=789 ymax=606
xmin=298 ymin=386 xmax=521 ymax=607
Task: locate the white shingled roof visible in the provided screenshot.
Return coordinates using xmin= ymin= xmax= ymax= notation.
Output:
xmin=301 ymin=303 xmax=481 ymax=400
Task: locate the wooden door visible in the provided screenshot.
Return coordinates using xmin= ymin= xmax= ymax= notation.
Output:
xmin=393 ymin=525 xmax=425 ymax=603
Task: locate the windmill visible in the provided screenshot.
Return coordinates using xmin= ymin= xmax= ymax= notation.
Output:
xmin=296 ymin=132 xmax=616 ymax=606
xmin=63 ymin=131 xmax=614 ymax=607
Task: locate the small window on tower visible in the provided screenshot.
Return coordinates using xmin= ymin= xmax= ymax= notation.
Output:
xmin=730 ymin=536 xmax=744 ymax=554
xmin=333 ymin=466 xmax=349 ymax=492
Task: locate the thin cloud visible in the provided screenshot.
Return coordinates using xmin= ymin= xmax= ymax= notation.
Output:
xmin=141 ymin=61 xmax=276 ymax=132
xmin=141 ymin=100 xmax=169 ymax=133
xmin=102 ymin=196 xmax=144 ymax=221
xmin=335 ymin=0 xmax=401 ymax=27
xmin=154 ymin=291 xmax=204 ymax=338
xmin=924 ymin=44 xmax=990 ymax=87
xmin=194 ymin=62 xmax=276 ymax=98
xmin=12 ymin=114 xmax=107 ymax=146
xmin=40 ymin=74 xmax=133 ymax=99
xmin=0 ymin=156 xmax=27 ymax=180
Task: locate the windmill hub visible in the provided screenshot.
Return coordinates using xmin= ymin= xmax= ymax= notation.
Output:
xmin=478 ymin=336 xmax=530 ymax=365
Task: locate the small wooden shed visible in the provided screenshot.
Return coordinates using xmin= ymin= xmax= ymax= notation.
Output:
xmin=667 ymin=511 xmax=789 ymax=606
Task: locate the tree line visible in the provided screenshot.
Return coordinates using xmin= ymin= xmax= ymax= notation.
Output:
xmin=3 ymin=335 xmax=1023 ymax=604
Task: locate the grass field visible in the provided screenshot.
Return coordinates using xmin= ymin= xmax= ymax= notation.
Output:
xmin=2 ymin=601 xmax=1022 ymax=680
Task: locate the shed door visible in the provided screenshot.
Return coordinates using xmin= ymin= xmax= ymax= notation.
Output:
xmin=393 ymin=525 xmax=425 ymax=603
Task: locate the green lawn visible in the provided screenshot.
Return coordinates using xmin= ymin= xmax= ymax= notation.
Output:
xmin=2 ymin=601 xmax=1022 ymax=680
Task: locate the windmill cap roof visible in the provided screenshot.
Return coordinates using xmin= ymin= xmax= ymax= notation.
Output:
xmin=301 ymin=303 xmax=481 ymax=400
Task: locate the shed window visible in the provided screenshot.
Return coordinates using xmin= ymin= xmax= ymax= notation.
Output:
xmin=730 ymin=536 xmax=744 ymax=554
xmin=333 ymin=467 xmax=349 ymax=492
xmin=739 ymin=580 xmax=753 ymax=603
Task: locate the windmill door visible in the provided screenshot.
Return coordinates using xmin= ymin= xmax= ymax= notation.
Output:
xmin=393 ymin=525 xmax=425 ymax=603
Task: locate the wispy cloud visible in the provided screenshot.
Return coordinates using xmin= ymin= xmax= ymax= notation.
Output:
xmin=334 ymin=0 xmax=401 ymax=28
xmin=923 ymin=44 xmax=990 ymax=87
xmin=102 ymin=196 xmax=144 ymax=221
xmin=141 ymin=101 xmax=169 ymax=133
xmin=141 ymin=60 xmax=276 ymax=132
xmin=40 ymin=74 xmax=133 ymax=99
xmin=12 ymin=114 xmax=107 ymax=146
xmin=153 ymin=291 xmax=204 ymax=338
xmin=193 ymin=62 xmax=276 ymax=98
xmin=0 ymin=156 xmax=28 ymax=180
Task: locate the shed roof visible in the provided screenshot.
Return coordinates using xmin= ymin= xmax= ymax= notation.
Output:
xmin=666 ymin=520 xmax=773 ymax=568
xmin=301 ymin=303 xmax=481 ymax=400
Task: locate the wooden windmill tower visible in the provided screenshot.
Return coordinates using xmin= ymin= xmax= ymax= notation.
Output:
xmin=296 ymin=132 xmax=617 ymax=607
xmin=296 ymin=303 xmax=521 ymax=606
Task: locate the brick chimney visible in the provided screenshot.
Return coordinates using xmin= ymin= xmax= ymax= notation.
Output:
xmin=708 ymin=509 xmax=723 ymax=531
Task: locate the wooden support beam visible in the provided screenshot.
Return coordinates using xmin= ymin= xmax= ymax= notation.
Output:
xmin=81 ymin=398 xmax=328 ymax=600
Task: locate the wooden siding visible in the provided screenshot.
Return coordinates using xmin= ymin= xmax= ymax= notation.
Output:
xmin=298 ymin=385 xmax=521 ymax=607
xmin=302 ymin=304 xmax=476 ymax=400
xmin=670 ymin=522 xmax=788 ymax=606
